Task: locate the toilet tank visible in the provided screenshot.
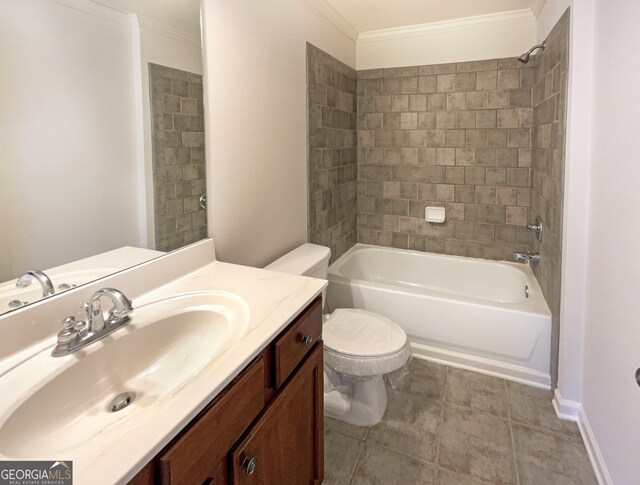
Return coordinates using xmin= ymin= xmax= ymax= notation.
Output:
xmin=265 ymin=244 xmax=331 ymax=279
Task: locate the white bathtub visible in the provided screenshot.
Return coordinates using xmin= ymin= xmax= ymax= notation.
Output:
xmin=327 ymin=244 xmax=552 ymax=388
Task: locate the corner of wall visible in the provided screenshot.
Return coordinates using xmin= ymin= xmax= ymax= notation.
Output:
xmin=555 ymin=0 xmax=595 ymax=405
xmin=535 ymin=0 xmax=572 ymax=41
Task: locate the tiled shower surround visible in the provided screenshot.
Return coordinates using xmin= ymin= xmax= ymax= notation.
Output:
xmin=307 ymin=44 xmax=358 ymax=264
xmin=149 ymin=64 xmax=207 ymax=253
xmin=356 ymin=59 xmax=536 ymax=259
xmin=531 ymin=10 xmax=570 ymax=384
xmin=308 ymin=9 xmax=569 ymax=383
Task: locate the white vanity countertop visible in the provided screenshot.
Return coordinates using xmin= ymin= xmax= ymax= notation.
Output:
xmin=0 ymin=260 xmax=325 ymax=485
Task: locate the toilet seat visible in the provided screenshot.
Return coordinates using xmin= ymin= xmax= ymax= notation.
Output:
xmin=265 ymin=243 xmax=413 ymax=425
xmin=324 ymin=308 xmax=407 ymax=357
xmin=323 ymin=309 xmax=411 ymax=377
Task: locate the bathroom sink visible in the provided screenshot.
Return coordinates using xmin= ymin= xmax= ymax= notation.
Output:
xmin=0 ymin=291 xmax=249 ymax=458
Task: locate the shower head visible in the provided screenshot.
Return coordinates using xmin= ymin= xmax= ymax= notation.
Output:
xmin=518 ymin=52 xmax=532 ymax=64
xmin=518 ymin=41 xmax=547 ymax=64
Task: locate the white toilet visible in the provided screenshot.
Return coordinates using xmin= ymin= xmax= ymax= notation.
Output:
xmin=266 ymin=243 xmax=411 ymax=426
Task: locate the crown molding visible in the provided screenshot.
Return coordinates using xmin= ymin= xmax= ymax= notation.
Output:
xmin=50 ymin=0 xmax=200 ymax=47
xmin=304 ymin=0 xmax=359 ymax=43
xmin=137 ymin=16 xmax=201 ymax=48
xmin=531 ymin=0 xmax=548 ymax=19
xmin=357 ymin=9 xmax=536 ymax=44
xmin=51 ymin=0 xmax=131 ymax=25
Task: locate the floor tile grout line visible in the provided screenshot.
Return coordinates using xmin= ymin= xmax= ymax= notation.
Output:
xmin=324 ymin=423 xmax=369 ymax=442
xmin=510 ymin=419 xmax=583 ymax=442
xmin=433 ymin=365 xmax=448 ymax=470
xmin=349 ymin=363 xmax=447 ymax=478
xmin=348 ymin=441 xmax=440 ymax=485
xmin=505 ymin=378 xmax=521 ymax=485
xmin=362 ymin=423 xmax=372 ymax=442
xmin=503 ymin=383 xmax=583 ymax=440
xmin=360 ymin=440 xmax=435 ymax=467
xmin=441 ymin=398 xmax=510 ymax=421
xmin=437 ymin=368 xmax=513 ymax=484
xmin=330 ymin=359 xmax=591 ymax=485
xmin=347 ymin=439 xmax=367 ymax=485
xmin=328 ymin=402 xmax=578 ymax=444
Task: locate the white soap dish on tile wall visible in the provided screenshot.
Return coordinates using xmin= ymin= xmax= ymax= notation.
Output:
xmin=425 ymin=206 xmax=446 ymax=223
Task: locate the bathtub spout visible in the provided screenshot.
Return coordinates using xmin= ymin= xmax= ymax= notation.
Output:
xmin=513 ymin=251 xmax=541 ymax=264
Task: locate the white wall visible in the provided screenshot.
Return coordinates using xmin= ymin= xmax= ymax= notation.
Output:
xmin=201 ymin=0 xmax=356 ymax=267
xmin=135 ymin=20 xmax=203 ymax=248
xmin=580 ymin=0 xmax=640 ymax=482
xmin=356 ymin=12 xmax=537 ymax=70
xmin=536 ymin=0 xmax=571 ymax=41
xmin=543 ymin=0 xmax=640 ymax=482
xmin=0 ymin=0 xmax=143 ymax=281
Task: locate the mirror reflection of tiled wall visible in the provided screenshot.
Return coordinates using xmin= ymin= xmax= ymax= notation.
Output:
xmin=149 ymin=64 xmax=207 ymax=252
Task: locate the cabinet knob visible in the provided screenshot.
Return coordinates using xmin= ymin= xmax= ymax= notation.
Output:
xmin=302 ymin=335 xmax=313 ymax=347
xmin=242 ymin=456 xmax=257 ymax=476
xmin=636 ymin=368 xmax=640 ymax=387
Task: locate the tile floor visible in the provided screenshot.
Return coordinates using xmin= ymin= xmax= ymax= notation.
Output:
xmin=324 ymin=359 xmax=597 ymax=485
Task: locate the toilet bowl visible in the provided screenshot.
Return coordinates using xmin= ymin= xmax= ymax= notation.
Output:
xmin=265 ymin=244 xmax=411 ymax=426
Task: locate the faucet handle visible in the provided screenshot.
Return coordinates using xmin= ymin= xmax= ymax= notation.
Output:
xmin=57 ymin=317 xmax=80 ymax=344
xmin=73 ymin=318 xmax=88 ymax=336
xmin=526 ymin=215 xmax=543 ymax=242
xmin=107 ymin=306 xmax=121 ymax=324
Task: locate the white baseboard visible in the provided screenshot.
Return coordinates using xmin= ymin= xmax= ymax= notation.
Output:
xmin=552 ymin=388 xmax=580 ymax=421
xmin=577 ymin=405 xmax=613 ymax=485
xmin=553 ymin=389 xmax=612 ymax=485
xmin=410 ymin=340 xmax=551 ymax=389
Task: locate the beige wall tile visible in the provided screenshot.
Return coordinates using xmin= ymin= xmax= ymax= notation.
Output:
xmin=437 ymin=74 xmax=456 ymax=92
xmin=476 ymin=71 xmax=497 ymax=91
xmin=506 ymin=206 xmax=528 ymax=225
xmin=354 ymin=54 xmax=536 ymax=265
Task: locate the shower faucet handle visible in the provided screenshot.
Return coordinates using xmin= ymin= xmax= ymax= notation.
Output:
xmin=527 ymin=222 xmax=541 ymax=233
xmin=527 ymin=216 xmax=543 ymax=242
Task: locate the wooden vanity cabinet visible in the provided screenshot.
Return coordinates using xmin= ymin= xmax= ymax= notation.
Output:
xmin=129 ymin=297 xmax=323 ymax=485
xmin=231 ymin=346 xmax=323 ymax=485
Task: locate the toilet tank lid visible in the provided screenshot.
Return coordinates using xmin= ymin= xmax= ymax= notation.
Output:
xmin=265 ymin=243 xmax=331 ymax=276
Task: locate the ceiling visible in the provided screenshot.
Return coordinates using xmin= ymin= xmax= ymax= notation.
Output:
xmin=88 ymin=0 xmax=542 ymax=44
xmin=325 ymin=0 xmax=541 ymax=33
xmin=90 ymin=1 xmax=541 ymax=39
xmin=91 ymin=0 xmax=201 ymax=37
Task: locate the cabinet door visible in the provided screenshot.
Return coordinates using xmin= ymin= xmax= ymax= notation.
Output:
xmin=159 ymin=357 xmax=266 ymax=485
xmin=230 ymin=345 xmax=324 ymax=485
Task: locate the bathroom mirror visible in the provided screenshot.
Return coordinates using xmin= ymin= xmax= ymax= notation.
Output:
xmin=0 ymin=0 xmax=206 ymax=315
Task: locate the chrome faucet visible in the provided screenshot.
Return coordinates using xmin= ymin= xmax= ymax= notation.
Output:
xmin=513 ymin=251 xmax=541 ymax=264
xmin=16 ymin=270 xmax=55 ymax=297
xmin=85 ymin=287 xmax=133 ymax=332
xmin=52 ymin=287 xmax=133 ymax=357
xmin=527 ymin=215 xmax=543 ymax=242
